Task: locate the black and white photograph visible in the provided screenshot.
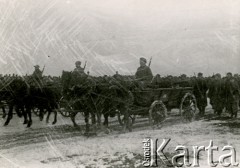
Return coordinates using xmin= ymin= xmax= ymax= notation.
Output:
xmin=0 ymin=0 xmax=240 ymax=167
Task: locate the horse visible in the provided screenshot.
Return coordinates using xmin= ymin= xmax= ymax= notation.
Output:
xmin=3 ymin=78 xmax=32 ymax=127
xmin=61 ymin=71 xmax=98 ymax=133
xmin=26 ymin=76 xmax=61 ymax=125
xmin=98 ymin=75 xmax=134 ymax=132
xmin=0 ymin=90 xmax=9 ymax=119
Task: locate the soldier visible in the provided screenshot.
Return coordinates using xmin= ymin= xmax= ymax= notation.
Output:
xmin=135 ymin=57 xmax=153 ymax=82
xmin=72 ymin=61 xmax=87 ymax=86
xmin=32 ymin=65 xmax=43 ymax=86
xmin=234 ymin=74 xmax=240 ymax=108
xmin=234 ymin=74 xmax=240 ymax=88
xmin=113 ymin=71 xmax=122 ymax=80
xmin=208 ymin=74 xmax=225 ymax=116
xmin=193 ymin=72 xmax=208 ymax=116
xmin=208 ymin=74 xmax=216 ymax=112
xmin=151 ymin=74 xmax=161 ymax=87
xmin=74 ymin=61 xmax=85 ymax=74
xmin=224 ymin=72 xmax=239 ymax=118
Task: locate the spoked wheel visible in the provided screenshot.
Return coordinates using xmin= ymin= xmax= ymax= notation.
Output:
xmin=58 ymin=97 xmax=74 ymax=117
xmin=180 ymin=93 xmax=197 ymax=122
xmin=149 ymin=100 xmax=167 ymax=126
xmin=117 ymin=110 xmax=135 ymax=126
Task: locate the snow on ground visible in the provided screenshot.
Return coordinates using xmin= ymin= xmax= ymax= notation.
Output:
xmin=0 ymin=107 xmax=240 ymax=168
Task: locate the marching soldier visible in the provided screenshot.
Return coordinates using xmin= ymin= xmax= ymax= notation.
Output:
xmin=208 ymin=74 xmax=225 ymax=116
xmin=208 ymin=74 xmax=216 ymax=110
xmin=135 ymin=57 xmax=153 ymax=82
xmin=193 ymin=72 xmax=208 ymax=116
xmin=224 ymin=72 xmax=239 ymax=118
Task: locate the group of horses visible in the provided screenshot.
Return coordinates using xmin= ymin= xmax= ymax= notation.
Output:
xmin=61 ymin=71 xmax=134 ymax=133
xmin=0 ymin=71 xmax=137 ymax=133
xmin=0 ymin=76 xmax=61 ymax=128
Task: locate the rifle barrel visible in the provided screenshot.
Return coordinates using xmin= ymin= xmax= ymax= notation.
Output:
xmin=148 ymin=57 xmax=152 ymax=67
xmin=84 ymin=61 xmax=87 ymax=69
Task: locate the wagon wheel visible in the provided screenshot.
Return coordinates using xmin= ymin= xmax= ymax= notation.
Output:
xmin=58 ymin=97 xmax=73 ymax=117
xmin=180 ymin=93 xmax=197 ymax=122
xmin=117 ymin=110 xmax=135 ymax=126
xmin=149 ymin=100 xmax=167 ymax=126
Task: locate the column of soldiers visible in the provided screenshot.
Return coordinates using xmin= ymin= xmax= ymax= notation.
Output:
xmin=195 ymin=72 xmax=240 ymax=117
xmin=0 ymin=57 xmax=239 ymax=118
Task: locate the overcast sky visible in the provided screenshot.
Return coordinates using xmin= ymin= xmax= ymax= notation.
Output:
xmin=0 ymin=0 xmax=239 ymax=76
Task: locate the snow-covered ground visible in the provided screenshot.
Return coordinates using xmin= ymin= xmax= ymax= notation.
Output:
xmin=0 ymin=107 xmax=239 ymax=168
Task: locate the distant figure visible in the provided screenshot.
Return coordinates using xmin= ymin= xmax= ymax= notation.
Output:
xmin=135 ymin=57 xmax=153 ymax=82
xmin=72 ymin=61 xmax=87 ymax=85
xmin=32 ymin=65 xmax=43 ymax=85
xmin=193 ymin=72 xmax=208 ymax=116
xmin=151 ymin=74 xmax=161 ymax=86
xmin=74 ymin=61 xmax=85 ymax=75
xmin=225 ymin=72 xmax=239 ymax=118
xmin=208 ymin=73 xmax=225 ymax=116
xmin=113 ymin=71 xmax=121 ymax=80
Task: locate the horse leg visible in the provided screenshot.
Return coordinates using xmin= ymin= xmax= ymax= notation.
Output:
xmin=84 ymin=111 xmax=90 ymax=133
xmin=52 ymin=109 xmax=57 ymax=125
xmin=39 ymin=108 xmax=44 ymax=121
xmin=4 ymin=105 xmax=13 ymax=126
xmin=21 ymin=106 xmax=28 ymax=124
xmin=26 ymin=107 xmax=32 ymax=127
xmin=123 ymin=108 xmax=132 ymax=132
xmin=96 ymin=112 xmax=102 ymax=128
xmin=103 ymin=113 xmax=109 ymax=127
xmin=15 ymin=105 xmax=22 ymax=118
xmin=91 ymin=113 xmax=96 ymax=125
xmin=91 ymin=112 xmax=97 ymax=133
xmin=2 ymin=107 xmax=6 ymax=119
xmin=102 ymin=113 xmax=112 ymax=134
xmin=70 ymin=112 xmax=78 ymax=127
xmin=46 ymin=108 xmax=51 ymax=124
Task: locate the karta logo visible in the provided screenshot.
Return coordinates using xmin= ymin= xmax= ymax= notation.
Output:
xmin=142 ymin=138 xmax=239 ymax=167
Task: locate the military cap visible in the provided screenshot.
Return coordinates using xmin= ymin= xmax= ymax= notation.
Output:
xmin=140 ymin=57 xmax=147 ymax=63
xmin=75 ymin=61 xmax=81 ymax=65
xmin=34 ymin=65 xmax=40 ymax=68
xmin=227 ymin=72 xmax=232 ymax=76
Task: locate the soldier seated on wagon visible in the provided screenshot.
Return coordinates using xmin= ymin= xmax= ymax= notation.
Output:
xmin=135 ymin=57 xmax=153 ymax=81
xmin=135 ymin=57 xmax=153 ymax=89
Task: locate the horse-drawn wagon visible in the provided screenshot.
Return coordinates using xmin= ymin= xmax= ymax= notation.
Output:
xmin=117 ymin=84 xmax=197 ymax=128
xmin=59 ymin=71 xmax=197 ymax=131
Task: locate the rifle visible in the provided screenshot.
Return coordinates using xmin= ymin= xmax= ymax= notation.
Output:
xmin=148 ymin=57 xmax=152 ymax=67
xmin=41 ymin=65 xmax=45 ymax=74
xmin=83 ymin=61 xmax=87 ymax=70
